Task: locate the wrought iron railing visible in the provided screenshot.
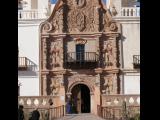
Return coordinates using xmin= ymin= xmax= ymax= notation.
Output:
xmin=133 ymin=55 xmax=140 ymax=69
xmin=64 ymin=52 xmax=99 ymax=69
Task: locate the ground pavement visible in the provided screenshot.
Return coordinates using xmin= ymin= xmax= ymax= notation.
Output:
xmin=55 ymin=113 xmax=105 ymax=120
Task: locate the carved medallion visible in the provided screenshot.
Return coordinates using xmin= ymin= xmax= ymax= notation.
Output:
xmin=76 ymin=12 xmax=85 ymax=31
xmin=109 ymin=23 xmax=117 ymax=31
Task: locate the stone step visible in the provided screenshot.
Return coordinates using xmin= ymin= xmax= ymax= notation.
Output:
xmin=55 ymin=113 xmax=105 ymax=120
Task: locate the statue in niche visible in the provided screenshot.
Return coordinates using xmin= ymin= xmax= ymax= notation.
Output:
xmin=104 ymin=76 xmax=113 ymax=94
xmin=50 ymin=42 xmax=61 ymax=67
xmin=103 ymin=42 xmax=114 ymax=66
xmin=50 ymin=78 xmax=60 ymax=95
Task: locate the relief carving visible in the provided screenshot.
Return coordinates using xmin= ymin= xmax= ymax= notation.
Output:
xmin=104 ymin=76 xmax=113 ymax=94
xmin=104 ymin=74 xmax=117 ymax=94
xmin=103 ymin=13 xmax=111 ymax=32
xmin=50 ymin=78 xmax=60 ymax=95
xmin=75 ymin=0 xmax=86 ymax=8
xmin=52 ymin=8 xmax=63 ymax=33
xmin=109 ymin=22 xmax=118 ymax=32
xmin=103 ymin=41 xmax=114 ymax=67
xmin=76 ymin=12 xmax=85 ymax=31
xmin=42 ymin=38 xmax=47 ymax=70
xmin=67 ymin=3 xmax=103 ymax=32
xmin=42 ymin=22 xmax=52 ymax=33
xmin=50 ymin=42 xmax=62 ymax=68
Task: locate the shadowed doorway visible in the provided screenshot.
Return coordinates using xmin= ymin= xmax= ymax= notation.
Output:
xmin=70 ymin=84 xmax=90 ymax=113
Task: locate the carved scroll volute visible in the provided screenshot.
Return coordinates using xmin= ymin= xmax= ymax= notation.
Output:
xmin=42 ymin=21 xmax=53 ymax=33
xmin=109 ymin=22 xmax=118 ymax=32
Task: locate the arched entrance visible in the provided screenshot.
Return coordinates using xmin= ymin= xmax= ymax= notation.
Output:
xmin=69 ymin=84 xmax=90 ymax=114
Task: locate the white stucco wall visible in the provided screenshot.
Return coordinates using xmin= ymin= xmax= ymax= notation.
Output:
xmin=122 ymin=22 xmax=140 ymax=69
xmin=38 ymin=0 xmax=49 ymax=10
xmin=18 ymin=23 xmax=40 ymax=68
xmin=18 ymin=22 xmax=41 ymax=96
xmin=18 ymin=76 xmax=39 ymax=96
xmin=124 ymin=74 xmax=140 ymax=94
xmin=67 ymin=39 xmax=97 ymax=52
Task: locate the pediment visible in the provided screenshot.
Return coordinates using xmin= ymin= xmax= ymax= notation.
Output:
xmin=40 ymin=0 xmax=120 ymax=34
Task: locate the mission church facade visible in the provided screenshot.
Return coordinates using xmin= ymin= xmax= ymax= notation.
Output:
xmin=40 ymin=0 xmax=122 ymax=114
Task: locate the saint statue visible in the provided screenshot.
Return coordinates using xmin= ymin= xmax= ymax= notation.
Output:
xmin=104 ymin=77 xmax=113 ymax=94
xmin=104 ymin=42 xmax=113 ymax=66
xmin=50 ymin=42 xmax=60 ymax=67
xmin=50 ymin=78 xmax=60 ymax=95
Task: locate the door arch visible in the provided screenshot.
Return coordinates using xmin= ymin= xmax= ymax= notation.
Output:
xmin=69 ymin=84 xmax=90 ymax=113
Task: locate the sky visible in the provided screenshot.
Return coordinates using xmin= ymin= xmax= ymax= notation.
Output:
xmin=50 ymin=0 xmax=107 ymax=4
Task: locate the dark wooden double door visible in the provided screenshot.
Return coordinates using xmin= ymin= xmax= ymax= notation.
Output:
xmin=71 ymin=84 xmax=90 ymax=113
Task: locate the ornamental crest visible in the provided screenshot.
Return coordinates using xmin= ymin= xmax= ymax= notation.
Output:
xmin=76 ymin=12 xmax=85 ymax=31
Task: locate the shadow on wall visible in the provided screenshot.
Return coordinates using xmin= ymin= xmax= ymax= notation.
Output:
xmin=18 ymin=71 xmax=38 ymax=76
xmin=120 ymin=34 xmax=126 ymax=69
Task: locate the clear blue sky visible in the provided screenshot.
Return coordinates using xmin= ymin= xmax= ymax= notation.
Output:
xmin=50 ymin=0 xmax=107 ymax=4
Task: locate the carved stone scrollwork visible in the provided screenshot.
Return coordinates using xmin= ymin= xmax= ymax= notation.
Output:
xmin=42 ymin=22 xmax=52 ymax=33
xmin=52 ymin=8 xmax=63 ymax=33
xmin=109 ymin=22 xmax=118 ymax=32
xmin=104 ymin=41 xmax=114 ymax=67
xmin=50 ymin=77 xmax=60 ymax=95
xmin=75 ymin=0 xmax=86 ymax=8
xmin=50 ymin=42 xmax=61 ymax=67
xmin=49 ymin=41 xmax=63 ymax=69
xmin=76 ymin=12 xmax=85 ymax=31
xmin=103 ymin=74 xmax=117 ymax=95
xmin=104 ymin=76 xmax=113 ymax=94
xmin=42 ymin=38 xmax=47 ymax=70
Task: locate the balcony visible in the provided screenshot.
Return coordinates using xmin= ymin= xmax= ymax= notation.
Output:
xmin=133 ymin=55 xmax=140 ymax=69
xmin=18 ymin=57 xmax=37 ymax=71
xmin=18 ymin=9 xmax=48 ymax=20
xmin=121 ymin=7 xmax=140 ymax=17
xmin=64 ymin=52 xmax=99 ymax=69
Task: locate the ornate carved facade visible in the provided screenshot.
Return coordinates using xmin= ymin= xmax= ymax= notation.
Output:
xmin=40 ymin=0 xmax=121 ymax=114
